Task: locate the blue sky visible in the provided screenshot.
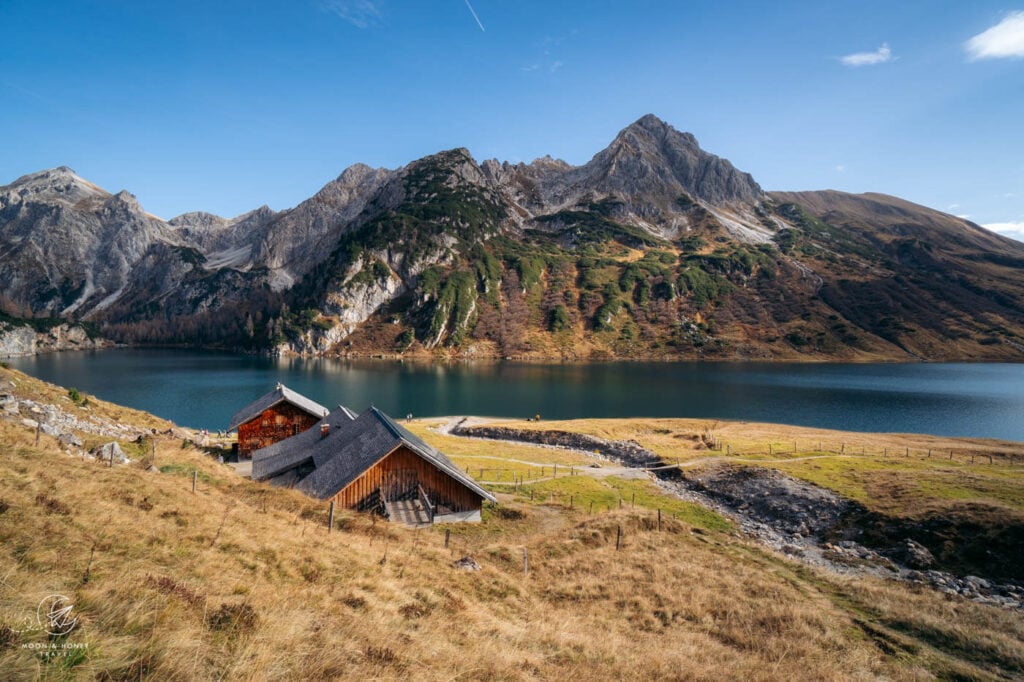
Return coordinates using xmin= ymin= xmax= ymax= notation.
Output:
xmin=2 ymin=1 xmax=1022 ymax=240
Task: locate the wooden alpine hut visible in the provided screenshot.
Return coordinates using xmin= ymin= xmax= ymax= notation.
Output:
xmin=228 ymin=383 xmax=330 ymax=459
xmin=250 ymin=406 xmax=496 ymax=524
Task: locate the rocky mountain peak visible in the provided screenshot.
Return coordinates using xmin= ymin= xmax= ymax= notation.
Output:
xmin=168 ymin=211 xmax=228 ymax=229
xmin=583 ymin=115 xmax=762 ymax=205
xmin=405 ymin=147 xmax=487 ymax=187
xmin=2 ymin=166 xmax=110 ymax=207
xmin=528 ymin=155 xmax=573 ymax=171
xmin=334 ymin=163 xmax=377 ymax=186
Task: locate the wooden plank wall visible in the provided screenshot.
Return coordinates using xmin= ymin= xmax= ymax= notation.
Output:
xmin=237 ymin=403 xmax=321 ymax=458
xmin=332 ymin=445 xmax=483 ymax=513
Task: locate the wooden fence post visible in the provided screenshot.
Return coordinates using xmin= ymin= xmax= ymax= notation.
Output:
xmin=569 ymin=495 xmax=573 ymax=510
xmin=328 ymin=501 xmax=335 ymax=533
xmin=658 ymin=508 xmax=662 ymax=532
xmin=589 ymin=501 xmax=594 ymax=515
xmin=631 ymin=492 xmax=635 ymax=509
xmin=444 ymin=528 xmax=450 ymax=548
xmin=616 ymin=525 xmax=622 ymax=551
xmin=523 ymin=548 xmax=528 ymax=575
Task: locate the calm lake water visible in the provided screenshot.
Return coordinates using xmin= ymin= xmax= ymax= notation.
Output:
xmin=8 ymin=349 xmax=1024 ymax=442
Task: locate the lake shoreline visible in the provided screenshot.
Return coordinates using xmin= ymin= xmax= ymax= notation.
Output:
xmin=8 ymin=349 xmax=1024 ymax=441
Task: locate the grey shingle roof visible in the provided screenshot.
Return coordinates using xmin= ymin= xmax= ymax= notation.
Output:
xmin=250 ymin=403 xmax=358 ymax=480
xmin=252 ymin=405 xmax=496 ymax=504
xmin=227 ymin=383 xmax=329 ymax=432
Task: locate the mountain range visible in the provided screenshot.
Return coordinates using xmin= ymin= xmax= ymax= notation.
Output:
xmin=2 ymin=114 xmax=1023 ymax=361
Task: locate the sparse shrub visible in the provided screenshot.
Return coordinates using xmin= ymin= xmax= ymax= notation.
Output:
xmin=396 ymin=328 xmax=415 ymax=351
xmin=364 ymin=645 xmax=399 ymax=665
xmin=206 ymin=602 xmax=259 ymax=632
xmin=340 ymin=594 xmax=367 ymax=610
xmin=549 ymin=305 xmax=571 ymax=332
xmin=67 ymin=387 xmax=83 ymax=405
xmin=35 ymin=493 xmax=71 ymax=516
xmin=145 ymin=575 xmax=204 ymax=607
xmin=398 ymin=592 xmax=435 ymax=619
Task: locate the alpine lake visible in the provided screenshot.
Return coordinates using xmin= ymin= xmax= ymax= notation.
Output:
xmin=7 ymin=349 xmax=1024 ymax=442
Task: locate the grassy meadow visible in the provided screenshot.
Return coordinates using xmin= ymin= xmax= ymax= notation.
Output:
xmin=1 ymin=366 xmax=1023 ymax=680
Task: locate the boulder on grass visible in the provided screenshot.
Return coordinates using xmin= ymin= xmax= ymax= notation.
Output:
xmin=92 ymin=441 xmax=129 ymax=464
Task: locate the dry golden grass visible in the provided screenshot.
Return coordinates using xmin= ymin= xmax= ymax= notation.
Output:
xmin=1 ymin=369 xmax=1022 ymax=679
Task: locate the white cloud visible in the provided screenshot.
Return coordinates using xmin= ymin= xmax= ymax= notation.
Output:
xmin=323 ymin=0 xmax=382 ymax=29
xmin=965 ymin=11 xmax=1024 ymax=60
xmin=835 ymin=165 xmax=846 ymax=172
xmin=983 ymin=221 xmax=1024 ymax=242
xmin=839 ymin=43 xmax=893 ymax=67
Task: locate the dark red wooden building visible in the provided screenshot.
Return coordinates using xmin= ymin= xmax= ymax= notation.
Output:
xmin=228 ymin=383 xmax=329 ymax=459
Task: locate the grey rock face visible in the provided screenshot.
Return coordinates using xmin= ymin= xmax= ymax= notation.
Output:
xmin=0 ymin=168 xmax=183 ymax=317
xmin=251 ymin=163 xmax=394 ymax=290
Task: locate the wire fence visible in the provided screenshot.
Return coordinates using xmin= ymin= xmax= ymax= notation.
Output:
xmin=461 ymin=439 xmax=1024 ymax=484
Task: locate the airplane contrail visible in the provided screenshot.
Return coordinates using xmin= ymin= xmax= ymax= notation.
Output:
xmin=463 ymin=0 xmax=485 ymax=32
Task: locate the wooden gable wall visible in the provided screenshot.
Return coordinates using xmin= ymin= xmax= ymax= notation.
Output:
xmin=331 ymin=444 xmax=484 ymax=513
xmin=237 ymin=402 xmax=322 ymax=458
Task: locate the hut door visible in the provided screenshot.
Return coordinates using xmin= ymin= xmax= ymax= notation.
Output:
xmin=381 ymin=470 xmax=418 ymax=501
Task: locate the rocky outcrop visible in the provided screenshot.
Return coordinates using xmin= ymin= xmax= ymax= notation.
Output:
xmin=0 ymin=322 xmax=109 ymax=357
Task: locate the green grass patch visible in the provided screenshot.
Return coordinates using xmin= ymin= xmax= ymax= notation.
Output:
xmin=516 ymin=475 xmax=732 ymax=532
xmin=768 ymin=456 xmax=1024 ymax=516
xmin=158 ymin=463 xmax=215 ymax=483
